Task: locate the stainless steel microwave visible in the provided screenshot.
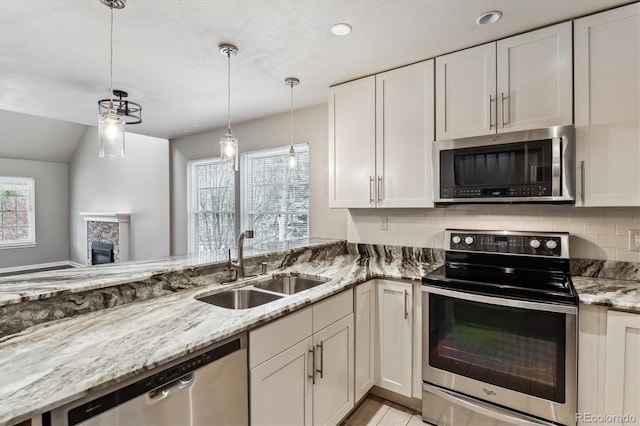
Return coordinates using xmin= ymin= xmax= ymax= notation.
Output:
xmin=434 ymin=125 xmax=575 ymax=203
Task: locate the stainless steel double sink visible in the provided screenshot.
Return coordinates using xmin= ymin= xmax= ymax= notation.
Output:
xmin=196 ymin=275 xmax=330 ymax=309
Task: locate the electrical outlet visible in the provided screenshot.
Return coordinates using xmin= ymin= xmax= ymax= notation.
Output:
xmin=630 ymin=229 xmax=640 ymax=252
xmin=380 ymin=216 xmax=388 ymax=231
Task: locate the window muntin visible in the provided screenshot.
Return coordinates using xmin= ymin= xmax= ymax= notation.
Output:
xmin=188 ymin=158 xmax=235 ymax=252
xmin=0 ymin=177 xmax=35 ymax=247
xmin=242 ymin=144 xmax=309 ymax=250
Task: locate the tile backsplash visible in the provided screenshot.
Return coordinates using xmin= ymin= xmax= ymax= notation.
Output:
xmin=347 ymin=206 xmax=640 ymax=262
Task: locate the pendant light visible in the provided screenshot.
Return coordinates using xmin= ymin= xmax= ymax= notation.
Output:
xmin=219 ymin=43 xmax=239 ymax=171
xmin=96 ymin=0 xmax=142 ymax=159
xmin=285 ymin=77 xmax=300 ymax=169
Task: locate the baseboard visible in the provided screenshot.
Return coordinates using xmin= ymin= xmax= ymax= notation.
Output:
xmin=0 ymin=260 xmax=84 ymax=274
xmin=369 ymin=385 xmax=422 ymax=412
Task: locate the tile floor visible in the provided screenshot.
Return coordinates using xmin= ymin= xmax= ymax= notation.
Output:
xmin=341 ymin=395 xmax=423 ymax=426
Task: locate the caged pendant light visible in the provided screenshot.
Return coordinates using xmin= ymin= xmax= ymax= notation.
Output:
xmin=285 ymin=77 xmax=300 ymax=169
xmin=219 ymin=44 xmax=239 ymax=171
xmin=97 ymin=0 xmax=142 ymax=159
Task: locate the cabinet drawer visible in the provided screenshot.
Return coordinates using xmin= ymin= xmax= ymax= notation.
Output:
xmin=313 ymin=289 xmax=353 ymax=333
xmin=249 ymin=306 xmax=312 ymax=368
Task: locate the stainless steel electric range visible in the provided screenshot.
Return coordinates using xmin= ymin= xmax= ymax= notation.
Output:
xmin=422 ymin=229 xmax=578 ymax=426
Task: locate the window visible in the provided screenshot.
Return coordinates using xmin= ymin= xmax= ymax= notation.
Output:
xmin=187 ymin=144 xmax=309 ymax=253
xmin=242 ymin=144 xmax=309 ymax=250
xmin=188 ymin=158 xmax=235 ymax=252
xmin=0 ymin=177 xmax=35 ymax=247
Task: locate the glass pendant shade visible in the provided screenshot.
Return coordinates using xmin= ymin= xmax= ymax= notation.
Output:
xmin=287 ymin=145 xmax=298 ymax=169
xmin=220 ymin=132 xmax=239 ymax=170
xmin=98 ymin=106 xmax=125 ymax=159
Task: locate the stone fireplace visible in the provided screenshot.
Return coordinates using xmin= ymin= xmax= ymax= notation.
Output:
xmin=79 ymin=212 xmax=130 ymax=266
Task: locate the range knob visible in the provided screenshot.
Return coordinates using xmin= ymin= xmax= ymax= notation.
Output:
xmin=545 ymin=240 xmax=558 ymax=250
xmin=452 ymin=235 xmax=462 ymax=244
xmin=464 ymin=236 xmax=475 ymax=245
xmin=529 ymin=239 xmax=541 ymax=249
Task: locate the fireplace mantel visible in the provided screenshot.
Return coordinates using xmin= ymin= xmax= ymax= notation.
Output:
xmin=79 ymin=212 xmax=131 ymax=223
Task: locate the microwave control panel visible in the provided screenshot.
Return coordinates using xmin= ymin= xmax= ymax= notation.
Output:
xmin=441 ymin=185 xmax=551 ymax=199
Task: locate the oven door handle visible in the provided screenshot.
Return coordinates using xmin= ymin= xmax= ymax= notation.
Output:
xmin=421 ymin=285 xmax=577 ymax=315
xmin=423 ymin=383 xmax=558 ymax=426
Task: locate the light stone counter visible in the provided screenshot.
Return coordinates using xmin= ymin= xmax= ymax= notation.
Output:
xmin=0 ymin=241 xmax=638 ymax=425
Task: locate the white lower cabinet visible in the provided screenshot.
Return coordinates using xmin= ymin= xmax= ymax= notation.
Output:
xmin=250 ymin=290 xmax=354 ymax=426
xmin=578 ymin=304 xmax=640 ymax=425
xmin=375 ymin=279 xmax=413 ymax=398
xmin=354 ymin=281 xmax=375 ymax=402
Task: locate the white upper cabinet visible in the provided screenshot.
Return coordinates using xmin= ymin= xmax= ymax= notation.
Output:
xmin=436 ymin=21 xmax=572 ymax=140
xmin=329 ymin=61 xmax=435 ymax=209
xmin=497 ymin=22 xmax=573 ymax=132
xmin=328 ymin=76 xmax=376 ymax=208
xmin=436 ymin=43 xmax=497 ymax=140
xmin=375 ymin=60 xmax=435 ymax=208
xmin=574 ymin=3 xmax=640 ymax=207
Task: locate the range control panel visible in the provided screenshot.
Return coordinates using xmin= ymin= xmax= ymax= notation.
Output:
xmin=446 ymin=229 xmax=569 ymax=258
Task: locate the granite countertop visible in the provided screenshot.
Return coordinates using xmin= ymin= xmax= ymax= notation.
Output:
xmin=0 ymin=244 xmax=638 ymax=426
xmin=573 ymin=276 xmax=640 ymax=313
xmin=0 ymin=250 xmax=435 ymax=426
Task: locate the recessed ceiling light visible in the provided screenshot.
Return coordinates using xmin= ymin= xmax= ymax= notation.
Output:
xmin=476 ymin=11 xmax=502 ymax=25
xmin=331 ymin=23 xmax=352 ymax=36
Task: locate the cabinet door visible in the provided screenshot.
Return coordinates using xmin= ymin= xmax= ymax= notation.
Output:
xmin=328 ymin=76 xmax=376 ymax=208
xmin=376 ymin=280 xmax=413 ymax=397
xmin=497 ymin=21 xmax=572 ymax=132
xmin=354 ymin=281 xmax=375 ymax=402
xmin=313 ymin=314 xmax=355 ymax=426
xmin=251 ymin=337 xmax=313 ymax=426
xmin=375 ymin=60 xmax=435 ymax=207
xmin=435 ymin=42 xmax=496 ymax=140
xmin=604 ymin=310 xmax=640 ymax=425
xmin=575 ymin=3 xmax=640 ymax=207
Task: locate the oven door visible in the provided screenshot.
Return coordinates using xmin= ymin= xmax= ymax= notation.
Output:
xmin=422 ymin=286 xmax=577 ymax=426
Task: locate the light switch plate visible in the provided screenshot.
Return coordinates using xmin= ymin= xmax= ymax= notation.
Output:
xmin=380 ymin=216 xmax=388 ymax=231
xmin=630 ymin=229 xmax=640 ymax=252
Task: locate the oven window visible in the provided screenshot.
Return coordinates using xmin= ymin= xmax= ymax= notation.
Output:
xmin=429 ymin=294 xmax=566 ymax=403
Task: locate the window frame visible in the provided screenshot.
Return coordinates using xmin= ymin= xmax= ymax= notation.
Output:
xmin=187 ymin=157 xmax=237 ymax=253
xmin=0 ymin=176 xmax=36 ymax=249
xmin=240 ymin=143 xmax=309 ymax=249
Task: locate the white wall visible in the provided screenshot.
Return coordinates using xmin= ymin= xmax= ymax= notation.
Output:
xmin=171 ymin=103 xmax=347 ymax=255
xmin=69 ymin=128 xmax=170 ymax=264
xmin=348 ymin=206 xmax=640 ymax=262
xmin=0 ymin=158 xmax=69 ymax=268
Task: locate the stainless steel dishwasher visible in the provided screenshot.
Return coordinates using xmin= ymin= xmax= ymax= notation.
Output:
xmin=50 ymin=333 xmax=248 ymax=426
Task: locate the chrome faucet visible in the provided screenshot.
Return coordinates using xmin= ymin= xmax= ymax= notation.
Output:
xmin=228 ymin=230 xmax=254 ymax=279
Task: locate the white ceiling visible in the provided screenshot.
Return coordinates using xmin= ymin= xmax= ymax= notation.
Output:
xmin=0 ymin=0 xmax=633 ymax=143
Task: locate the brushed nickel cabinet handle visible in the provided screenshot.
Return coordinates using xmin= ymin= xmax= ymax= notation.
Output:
xmin=316 ymin=341 xmax=324 ymax=379
xmin=369 ymin=176 xmax=375 ymax=205
xmin=377 ymin=175 xmax=383 ymax=202
xmin=500 ymin=92 xmax=508 ymax=128
xmin=404 ymin=290 xmax=409 ymax=319
xmin=489 ymin=94 xmax=495 ymax=129
xmin=580 ymin=161 xmax=585 ymax=204
xmin=308 ymin=347 xmax=316 ymax=384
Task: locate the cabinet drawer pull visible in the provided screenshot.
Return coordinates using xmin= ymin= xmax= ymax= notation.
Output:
xmin=377 ymin=175 xmax=383 ymax=202
xmin=580 ymin=161 xmax=585 ymax=204
xmin=404 ymin=290 xmax=409 ymax=319
xmin=308 ymin=347 xmax=316 ymax=384
xmin=489 ymin=94 xmax=495 ymax=129
xmin=369 ymin=176 xmax=375 ymax=205
xmin=316 ymin=341 xmax=324 ymax=379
